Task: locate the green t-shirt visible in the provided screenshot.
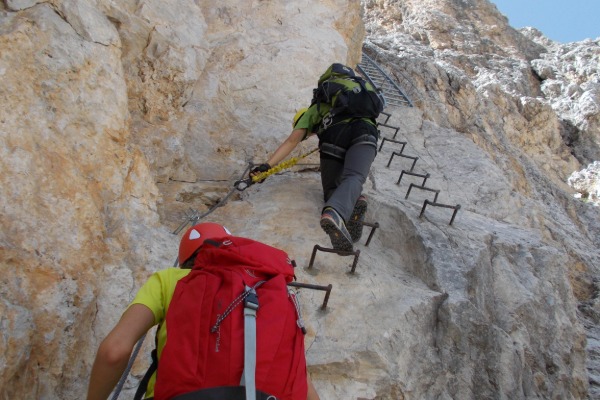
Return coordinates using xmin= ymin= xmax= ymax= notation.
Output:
xmin=130 ymin=267 xmax=192 ymax=398
xmin=293 ymin=103 xmax=328 ymax=137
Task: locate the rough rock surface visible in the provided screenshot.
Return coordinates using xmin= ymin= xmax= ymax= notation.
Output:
xmin=569 ymin=161 xmax=600 ymax=204
xmin=361 ymin=0 xmax=599 ymax=398
xmin=0 ymin=0 xmax=599 ymax=399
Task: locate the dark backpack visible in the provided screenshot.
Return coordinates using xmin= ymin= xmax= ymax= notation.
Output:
xmin=311 ymin=63 xmax=385 ymax=128
xmin=152 ymin=236 xmax=308 ymax=400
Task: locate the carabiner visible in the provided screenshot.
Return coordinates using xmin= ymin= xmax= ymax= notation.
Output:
xmin=234 ymin=177 xmax=254 ymax=191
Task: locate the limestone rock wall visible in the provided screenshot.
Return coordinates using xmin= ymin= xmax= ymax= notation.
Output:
xmin=1 ymin=0 xmax=599 ymax=399
xmin=0 ymin=1 xmax=363 ymax=398
xmin=361 ymin=0 xmax=599 ymax=398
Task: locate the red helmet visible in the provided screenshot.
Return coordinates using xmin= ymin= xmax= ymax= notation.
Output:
xmin=178 ymin=222 xmax=232 ymax=265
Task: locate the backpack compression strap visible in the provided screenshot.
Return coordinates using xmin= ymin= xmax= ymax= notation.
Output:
xmin=241 ymin=286 xmax=259 ymax=400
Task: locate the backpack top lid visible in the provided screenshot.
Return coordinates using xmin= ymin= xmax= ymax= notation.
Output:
xmin=318 ymin=63 xmax=356 ymax=85
xmin=312 ymin=62 xmax=383 ymax=123
xmin=193 ymin=236 xmax=296 ymax=282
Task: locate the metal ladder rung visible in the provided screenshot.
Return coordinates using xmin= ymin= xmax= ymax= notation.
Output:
xmin=357 ymin=51 xmax=413 ymax=108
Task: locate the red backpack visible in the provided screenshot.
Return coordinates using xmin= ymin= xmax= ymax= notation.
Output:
xmin=153 ymin=236 xmax=308 ymax=400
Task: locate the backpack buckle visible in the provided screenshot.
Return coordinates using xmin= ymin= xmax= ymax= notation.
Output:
xmin=244 ymin=289 xmax=259 ymax=311
xmin=321 ymin=112 xmax=333 ymax=129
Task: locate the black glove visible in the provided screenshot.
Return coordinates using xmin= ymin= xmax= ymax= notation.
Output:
xmin=250 ymin=163 xmax=271 ymax=183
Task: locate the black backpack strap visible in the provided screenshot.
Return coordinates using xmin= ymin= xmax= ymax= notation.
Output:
xmin=355 ymin=77 xmax=385 ymax=114
xmin=172 ymin=386 xmax=277 ymax=400
xmin=133 ymin=331 xmax=159 ymax=400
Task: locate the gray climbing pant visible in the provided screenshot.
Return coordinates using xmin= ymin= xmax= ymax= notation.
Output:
xmin=320 ymin=142 xmax=377 ymax=222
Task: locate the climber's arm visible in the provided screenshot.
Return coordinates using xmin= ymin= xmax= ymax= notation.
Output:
xmin=265 ymin=128 xmax=309 ymax=167
xmin=86 ymin=304 xmax=155 ymax=400
xmin=307 ymin=374 xmax=320 ymax=400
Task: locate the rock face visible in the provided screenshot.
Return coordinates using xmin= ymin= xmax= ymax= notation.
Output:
xmin=569 ymin=161 xmax=600 ymax=204
xmin=360 ymin=0 xmax=599 ymax=398
xmin=0 ymin=0 xmax=598 ymax=399
xmin=0 ymin=1 xmax=363 ymax=399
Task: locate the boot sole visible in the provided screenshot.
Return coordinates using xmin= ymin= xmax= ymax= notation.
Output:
xmin=347 ymin=199 xmax=367 ymax=243
xmin=320 ymin=217 xmax=354 ymax=252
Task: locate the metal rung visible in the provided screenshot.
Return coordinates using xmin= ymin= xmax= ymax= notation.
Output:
xmin=379 ymin=137 xmax=407 ymax=153
xmin=397 ymin=170 xmax=430 ymax=186
xmin=361 ymin=221 xmax=380 ymax=246
xmin=405 ymin=184 xmax=440 ymax=203
xmin=387 ymin=152 xmax=418 ymax=171
xmin=308 ymin=244 xmax=361 ymax=274
xmin=377 ymin=123 xmax=400 ymax=139
xmin=419 ymin=200 xmax=461 ymax=225
xmin=288 ymin=282 xmax=333 ymax=310
xmin=357 ymin=52 xmax=413 ymax=108
xmin=378 ymin=111 xmax=392 ymax=124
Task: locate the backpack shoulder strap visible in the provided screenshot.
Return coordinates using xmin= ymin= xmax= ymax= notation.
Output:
xmin=241 ymin=286 xmax=260 ymax=400
xmin=133 ymin=333 xmax=159 ymax=400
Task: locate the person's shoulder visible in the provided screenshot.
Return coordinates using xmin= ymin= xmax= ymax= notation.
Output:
xmin=165 ymin=266 xmax=192 ymax=275
xmin=151 ymin=267 xmax=192 ymax=284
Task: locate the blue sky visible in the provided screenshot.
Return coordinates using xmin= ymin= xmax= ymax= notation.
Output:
xmin=490 ymin=0 xmax=600 ymax=43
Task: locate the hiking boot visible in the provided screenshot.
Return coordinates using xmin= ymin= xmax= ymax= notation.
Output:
xmin=320 ymin=207 xmax=354 ymax=252
xmin=347 ymin=195 xmax=368 ymax=243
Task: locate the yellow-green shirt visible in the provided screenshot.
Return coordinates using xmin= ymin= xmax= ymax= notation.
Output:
xmin=130 ymin=267 xmax=191 ymax=398
xmin=294 ymin=103 xmax=329 ymax=135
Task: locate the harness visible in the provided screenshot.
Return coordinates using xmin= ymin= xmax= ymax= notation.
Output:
xmin=318 ymin=118 xmax=379 ymax=160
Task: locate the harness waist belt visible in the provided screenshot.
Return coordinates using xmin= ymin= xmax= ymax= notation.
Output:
xmin=320 ymin=134 xmax=378 ymax=159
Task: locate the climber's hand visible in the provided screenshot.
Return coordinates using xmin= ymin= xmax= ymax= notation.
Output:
xmin=250 ymin=163 xmax=271 ymax=183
